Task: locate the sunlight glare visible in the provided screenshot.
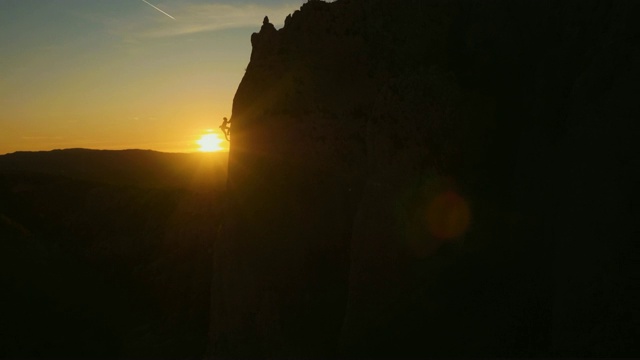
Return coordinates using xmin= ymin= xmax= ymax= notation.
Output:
xmin=197 ymin=133 xmax=224 ymax=152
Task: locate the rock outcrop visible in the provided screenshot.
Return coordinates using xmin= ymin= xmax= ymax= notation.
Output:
xmin=210 ymin=0 xmax=639 ymax=357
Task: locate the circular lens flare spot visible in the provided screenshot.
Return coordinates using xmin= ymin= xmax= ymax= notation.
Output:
xmin=426 ymin=191 xmax=470 ymax=239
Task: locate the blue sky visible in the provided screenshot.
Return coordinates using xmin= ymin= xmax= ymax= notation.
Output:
xmin=0 ymin=0 xmax=306 ymax=153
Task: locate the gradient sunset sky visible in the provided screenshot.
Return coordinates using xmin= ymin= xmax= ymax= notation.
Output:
xmin=0 ymin=0 xmax=306 ymax=154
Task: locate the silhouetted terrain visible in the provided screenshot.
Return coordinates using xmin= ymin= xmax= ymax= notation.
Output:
xmin=212 ymin=0 xmax=639 ymax=358
xmin=0 ymin=149 xmax=226 ymax=357
xmin=0 ymin=148 xmax=228 ymax=190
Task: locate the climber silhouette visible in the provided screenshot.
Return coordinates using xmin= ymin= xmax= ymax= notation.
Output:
xmin=219 ymin=117 xmax=231 ymax=141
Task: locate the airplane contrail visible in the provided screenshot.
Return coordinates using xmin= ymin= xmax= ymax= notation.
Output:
xmin=141 ymin=0 xmax=175 ymax=20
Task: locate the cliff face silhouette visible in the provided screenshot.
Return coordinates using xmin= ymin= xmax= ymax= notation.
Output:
xmin=211 ymin=0 xmax=639 ymax=357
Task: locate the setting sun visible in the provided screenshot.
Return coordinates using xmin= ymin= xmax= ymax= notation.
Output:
xmin=197 ymin=133 xmax=224 ymax=152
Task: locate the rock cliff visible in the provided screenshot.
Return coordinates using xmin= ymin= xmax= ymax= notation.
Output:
xmin=210 ymin=0 xmax=639 ymax=357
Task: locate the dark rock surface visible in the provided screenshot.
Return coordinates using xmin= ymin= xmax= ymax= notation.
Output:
xmin=210 ymin=0 xmax=639 ymax=357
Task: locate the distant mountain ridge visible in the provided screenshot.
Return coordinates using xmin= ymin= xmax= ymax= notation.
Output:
xmin=0 ymin=148 xmax=228 ymax=191
xmin=0 ymin=152 xmax=222 ymax=357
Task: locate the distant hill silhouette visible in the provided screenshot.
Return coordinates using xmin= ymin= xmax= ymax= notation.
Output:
xmin=0 ymin=148 xmax=227 ymax=191
xmin=0 ymin=149 xmax=225 ymax=357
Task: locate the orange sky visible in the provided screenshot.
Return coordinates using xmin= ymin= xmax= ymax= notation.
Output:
xmin=0 ymin=0 xmax=304 ymax=154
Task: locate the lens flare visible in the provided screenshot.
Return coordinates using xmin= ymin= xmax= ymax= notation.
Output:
xmin=426 ymin=190 xmax=470 ymax=239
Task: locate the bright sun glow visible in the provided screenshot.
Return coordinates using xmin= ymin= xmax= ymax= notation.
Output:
xmin=197 ymin=133 xmax=224 ymax=152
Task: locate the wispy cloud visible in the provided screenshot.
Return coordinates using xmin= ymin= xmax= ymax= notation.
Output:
xmin=132 ymin=2 xmax=301 ymax=39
